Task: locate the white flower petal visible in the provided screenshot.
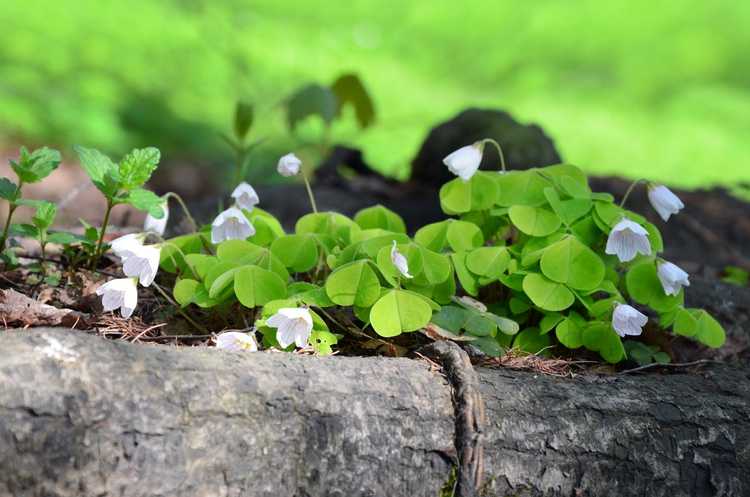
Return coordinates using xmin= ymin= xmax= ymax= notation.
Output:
xmin=110 ymin=233 xmax=145 ymax=259
xmin=277 ymin=153 xmax=302 ymax=177
xmin=605 ymin=218 xmax=652 ymax=262
xmin=97 ymin=278 xmax=138 ymax=318
xmin=612 ymin=303 xmax=647 ymax=338
xmin=648 ymin=185 xmax=684 ymax=222
xmin=267 ymin=308 xmax=313 ymax=349
xmin=216 ymin=332 xmax=258 ymax=352
xmin=210 ymin=207 xmax=255 ymax=243
xmin=231 ymin=182 xmax=260 ymax=211
xmin=657 ymin=261 xmax=690 ymax=296
xmin=442 ymin=143 xmax=483 ymax=181
xmin=390 ymin=241 xmax=413 ymax=279
xmin=144 ymin=199 xmax=169 ymax=236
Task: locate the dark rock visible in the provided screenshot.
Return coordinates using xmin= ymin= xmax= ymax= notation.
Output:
xmin=410 ymin=108 xmax=562 ymax=187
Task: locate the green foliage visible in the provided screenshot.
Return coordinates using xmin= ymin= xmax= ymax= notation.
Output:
xmin=9 ymin=147 xmax=61 ymax=184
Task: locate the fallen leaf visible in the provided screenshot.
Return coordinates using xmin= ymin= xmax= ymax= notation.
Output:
xmin=0 ymin=289 xmax=91 ymax=328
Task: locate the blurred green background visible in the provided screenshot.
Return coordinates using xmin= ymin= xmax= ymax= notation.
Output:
xmin=1 ymin=0 xmax=748 ymax=188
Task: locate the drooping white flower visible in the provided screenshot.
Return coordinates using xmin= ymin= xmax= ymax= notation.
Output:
xmin=110 ymin=233 xmax=145 ymax=258
xmin=605 ymin=218 xmax=652 ymax=262
xmin=277 ymin=153 xmax=302 ymax=177
xmin=231 ymin=182 xmax=260 ymax=211
xmin=647 ymin=184 xmax=684 ymax=222
xmin=121 ymin=244 xmax=162 ymax=287
xmin=96 ymin=278 xmax=138 ymax=318
xmin=211 ymin=206 xmax=255 ymax=244
xmin=443 ymin=143 xmax=483 ymax=181
xmin=612 ymin=303 xmax=648 ymax=338
xmin=215 ymin=331 xmax=258 ymax=352
xmin=143 ymin=198 xmax=169 ymax=236
xmin=390 ymin=241 xmax=413 ymax=279
xmin=266 ymin=307 xmax=313 ymax=349
xmin=657 ymin=260 xmax=690 ymax=296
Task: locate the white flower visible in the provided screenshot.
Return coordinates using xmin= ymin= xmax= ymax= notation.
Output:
xmin=277 ymin=153 xmax=302 ymax=177
xmin=231 ymin=182 xmax=260 ymax=211
xmin=211 ymin=206 xmax=255 ymax=244
xmin=96 ymin=278 xmax=138 ymax=318
xmin=121 ymin=244 xmax=162 ymax=287
xmin=110 ymin=233 xmax=145 ymax=258
xmin=442 ymin=143 xmax=483 ymax=181
xmin=605 ymin=218 xmax=652 ymax=262
xmin=647 ymin=185 xmax=684 ymax=222
xmin=457 ymin=296 xmax=487 ymax=313
xmin=143 ymin=198 xmax=169 ymax=236
xmin=657 ymin=260 xmax=690 ymax=296
xmin=390 ymin=241 xmax=413 ymax=279
xmin=266 ymin=307 xmax=313 ymax=349
xmin=215 ymin=331 xmax=258 ymax=352
xmin=612 ymin=303 xmax=647 ymax=338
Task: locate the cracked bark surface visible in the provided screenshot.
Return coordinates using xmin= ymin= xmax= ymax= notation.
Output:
xmin=1 ymin=328 xmax=749 ymax=497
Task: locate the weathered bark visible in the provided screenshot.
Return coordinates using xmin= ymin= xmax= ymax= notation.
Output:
xmin=0 ymin=328 xmax=455 ymax=497
xmin=1 ymin=328 xmax=749 ymax=497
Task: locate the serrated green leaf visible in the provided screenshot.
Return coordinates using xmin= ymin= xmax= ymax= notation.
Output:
xmin=10 ymin=146 xmax=61 ymax=183
xmin=118 ymin=147 xmax=160 ymax=189
xmin=124 ymin=188 xmax=165 ymax=218
xmin=74 ymin=145 xmax=118 ymax=191
xmin=0 ymin=178 xmax=19 ymax=201
xmin=31 ymin=201 xmax=56 ymax=231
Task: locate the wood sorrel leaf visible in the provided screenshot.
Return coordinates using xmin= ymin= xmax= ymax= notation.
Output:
xmin=270 ymin=234 xmax=319 ymax=273
xmin=626 ymin=261 xmax=683 ymax=312
xmin=325 ymin=260 xmax=381 ymax=307
xmin=234 ymin=265 xmax=287 ymax=308
xmin=513 ymin=327 xmax=551 ymax=355
xmin=439 ymin=172 xmax=499 ymax=214
xmin=509 ymin=205 xmax=561 ymax=237
xmin=582 ymin=322 xmax=625 ymax=363
xmin=370 ymin=289 xmax=432 ymax=337
xmin=540 ymin=236 xmax=605 ymax=291
xmin=354 ymin=204 xmax=406 ymax=234
xmin=466 ymin=246 xmax=510 ymax=279
xmin=522 ymin=273 xmax=574 ymax=311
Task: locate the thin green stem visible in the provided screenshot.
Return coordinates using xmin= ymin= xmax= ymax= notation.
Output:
xmin=619 ymin=179 xmax=647 ymax=208
xmin=39 ymin=238 xmax=47 ymax=277
xmin=152 ymin=282 xmax=208 ymax=334
xmin=481 ymin=138 xmax=507 ymax=173
xmin=150 ymin=237 xmax=199 ymax=280
xmin=0 ymin=180 xmax=23 ymax=252
xmin=0 ymin=204 xmax=18 ymax=253
xmin=302 ymin=174 xmax=318 ymax=213
xmin=91 ymin=199 xmax=114 ymax=269
xmin=163 ymin=192 xmax=198 ymax=232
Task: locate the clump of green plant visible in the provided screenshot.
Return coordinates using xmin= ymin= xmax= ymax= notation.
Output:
xmin=93 ymin=138 xmax=723 ymax=364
